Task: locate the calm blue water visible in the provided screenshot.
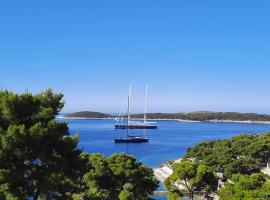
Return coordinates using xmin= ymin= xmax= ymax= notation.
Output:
xmin=59 ymin=119 xmax=270 ymax=200
xmin=61 ymin=119 xmax=270 ymax=168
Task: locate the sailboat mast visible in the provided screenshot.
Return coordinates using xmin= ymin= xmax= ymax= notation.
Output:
xmin=126 ymin=95 xmax=130 ymax=137
xmin=144 ymin=84 xmax=148 ymax=123
xmin=127 ymin=84 xmax=132 ymax=136
xmin=128 ymin=84 xmax=132 ymax=123
xmin=127 ymin=95 xmax=130 ymax=125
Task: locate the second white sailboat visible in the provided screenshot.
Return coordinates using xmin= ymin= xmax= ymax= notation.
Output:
xmin=115 ymin=84 xmax=158 ymax=129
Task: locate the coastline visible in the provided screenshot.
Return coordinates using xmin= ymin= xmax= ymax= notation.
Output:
xmin=58 ymin=116 xmax=182 ymax=121
xmin=57 ymin=116 xmax=115 ymax=120
xmin=154 ymin=158 xmax=182 ymax=182
xmin=58 ymin=116 xmax=270 ymax=125
xmin=207 ymin=119 xmax=270 ymax=125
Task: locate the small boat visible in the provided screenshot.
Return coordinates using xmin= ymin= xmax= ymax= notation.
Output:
xmin=115 ymin=84 xmax=157 ymax=129
xmin=115 ymin=135 xmax=149 ymax=143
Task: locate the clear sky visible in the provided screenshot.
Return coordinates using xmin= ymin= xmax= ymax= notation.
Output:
xmin=1 ymin=1 xmax=270 ymax=114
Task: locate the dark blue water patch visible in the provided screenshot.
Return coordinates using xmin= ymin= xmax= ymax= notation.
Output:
xmin=150 ymin=195 xmax=167 ymax=200
xmin=59 ymin=119 xmax=270 ymax=168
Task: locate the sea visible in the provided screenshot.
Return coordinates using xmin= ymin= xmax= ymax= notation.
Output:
xmin=59 ymin=118 xmax=270 ymax=200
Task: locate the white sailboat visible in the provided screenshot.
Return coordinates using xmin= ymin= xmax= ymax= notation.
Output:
xmin=115 ymin=84 xmax=157 ymax=129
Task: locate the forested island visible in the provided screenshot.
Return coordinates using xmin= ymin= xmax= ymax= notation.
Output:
xmin=64 ymin=111 xmax=270 ymax=123
xmin=64 ymin=111 xmax=112 ymax=118
xmin=131 ymin=111 xmax=270 ymax=122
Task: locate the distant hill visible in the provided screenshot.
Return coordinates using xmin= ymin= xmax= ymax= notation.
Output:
xmin=130 ymin=113 xmax=186 ymax=119
xmin=64 ymin=111 xmax=270 ymax=122
xmin=131 ymin=112 xmax=270 ymax=122
xmin=64 ymin=111 xmax=112 ymax=118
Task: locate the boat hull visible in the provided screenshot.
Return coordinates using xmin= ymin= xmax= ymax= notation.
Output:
xmin=115 ymin=136 xmax=149 ymax=143
xmin=115 ymin=124 xmax=157 ymax=129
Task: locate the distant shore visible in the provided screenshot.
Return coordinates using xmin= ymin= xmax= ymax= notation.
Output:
xmin=63 ymin=111 xmax=270 ymax=125
xmin=58 ymin=116 xmax=115 ymax=120
xmin=58 ymin=116 xmax=183 ymax=121
xmin=58 ymin=116 xmax=270 ymax=125
xmin=206 ymin=119 xmax=270 ymax=125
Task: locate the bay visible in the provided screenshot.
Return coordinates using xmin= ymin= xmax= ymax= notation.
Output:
xmin=60 ymin=118 xmax=270 ymax=167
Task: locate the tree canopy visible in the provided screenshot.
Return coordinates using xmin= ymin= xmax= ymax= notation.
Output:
xmin=74 ymin=153 xmax=158 ymax=200
xmin=0 ymin=89 xmax=83 ymax=200
xmin=65 ymin=111 xmax=270 ymax=122
xmin=130 ymin=112 xmax=270 ymax=121
xmin=185 ymin=133 xmax=270 ymax=177
xmin=165 ymin=160 xmax=217 ymax=200
xmin=0 ymin=89 xmax=158 ymax=200
xmin=219 ymin=173 xmax=270 ymax=200
xmin=181 ymin=132 xmax=270 ymax=199
xmin=64 ymin=111 xmax=112 ymax=119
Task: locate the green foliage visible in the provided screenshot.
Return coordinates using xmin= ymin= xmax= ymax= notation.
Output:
xmin=65 ymin=111 xmax=112 ymax=118
xmin=66 ymin=110 xmax=270 ymax=121
xmin=219 ymin=173 xmax=270 ymax=200
xmin=130 ymin=111 xmax=270 ymax=121
xmin=165 ymin=160 xmax=217 ymax=200
xmin=0 ymin=89 xmax=159 ymax=200
xmin=185 ymin=133 xmax=270 ymax=199
xmin=186 ymin=133 xmax=270 ymax=177
xmin=0 ymin=89 xmax=83 ymax=200
xmin=118 ymin=183 xmax=135 ymax=200
xmin=167 ymin=191 xmax=181 ymax=200
xmin=183 ymin=112 xmax=270 ymax=121
xmin=165 ymin=177 xmax=182 ymax=200
xmin=77 ymin=153 xmax=115 ymax=200
xmin=77 ymin=153 xmax=159 ymax=200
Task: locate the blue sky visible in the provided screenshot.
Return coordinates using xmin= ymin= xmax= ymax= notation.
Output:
xmin=1 ymin=1 xmax=270 ymax=113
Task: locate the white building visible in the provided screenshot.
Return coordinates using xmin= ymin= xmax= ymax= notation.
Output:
xmin=261 ymin=161 xmax=270 ymax=176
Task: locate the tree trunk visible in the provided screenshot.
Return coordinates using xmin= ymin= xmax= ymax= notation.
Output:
xmin=190 ymin=192 xmax=194 ymax=200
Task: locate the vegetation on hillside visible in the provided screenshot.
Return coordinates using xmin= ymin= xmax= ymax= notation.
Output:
xmin=0 ymin=89 xmax=158 ymax=200
xmin=219 ymin=173 xmax=270 ymax=200
xmin=64 ymin=111 xmax=112 ymax=118
xmin=74 ymin=153 xmax=158 ymax=200
xmin=132 ymin=111 xmax=270 ymax=121
xmin=66 ymin=110 xmax=270 ymax=122
xmin=164 ymin=160 xmax=218 ymax=200
xmin=185 ymin=133 xmax=270 ymax=177
xmin=165 ymin=132 xmax=270 ymax=199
